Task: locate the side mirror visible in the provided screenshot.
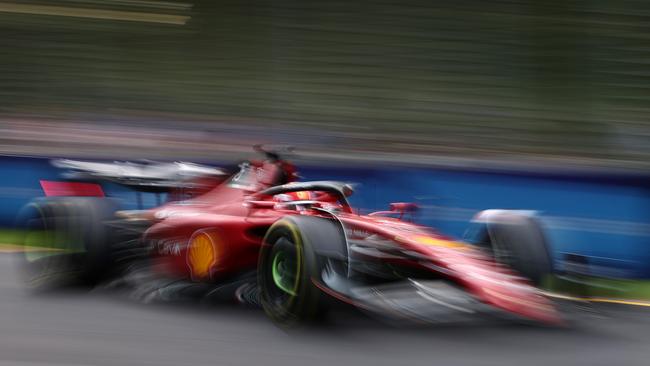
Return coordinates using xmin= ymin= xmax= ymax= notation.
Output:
xmin=389 ymin=202 xmax=419 ymax=213
xmin=368 ymin=202 xmax=419 ymax=220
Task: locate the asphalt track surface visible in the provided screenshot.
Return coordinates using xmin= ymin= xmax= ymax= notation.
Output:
xmin=1 ymin=254 xmax=650 ymax=366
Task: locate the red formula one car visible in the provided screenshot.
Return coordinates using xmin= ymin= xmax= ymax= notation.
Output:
xmin=18 ymin=147 xmax=561 ymax=326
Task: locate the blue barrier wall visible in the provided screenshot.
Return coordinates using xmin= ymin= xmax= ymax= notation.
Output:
xmin=2 ymin=155 xmax=649 ymax=278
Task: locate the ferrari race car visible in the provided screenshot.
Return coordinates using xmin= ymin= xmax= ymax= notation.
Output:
xmin=17 ymin=146 xmax=561 ymax=326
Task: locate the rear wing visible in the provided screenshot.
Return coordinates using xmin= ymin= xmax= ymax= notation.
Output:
xmin=51 ymin=159 xmax=228 ymax=193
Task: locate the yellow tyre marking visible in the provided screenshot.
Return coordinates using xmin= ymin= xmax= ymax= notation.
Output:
xmin=284 ymin=222 xmax=302 ymax=296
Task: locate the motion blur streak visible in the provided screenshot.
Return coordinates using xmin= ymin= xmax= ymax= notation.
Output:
xmin=545 ymin=292 xmax=650 ymax=308
xmin=0 ymin=2 xmax=190 ymax=24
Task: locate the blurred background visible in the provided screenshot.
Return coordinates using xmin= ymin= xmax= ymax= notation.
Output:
xmin=1 ymin=0 xmax=649 ymax=166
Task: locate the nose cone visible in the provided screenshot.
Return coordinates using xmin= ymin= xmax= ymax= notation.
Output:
xmin=478 ymin=284 xmax=564 ymax=325
xmin=454 ymin=263 xmax=563 ymax=325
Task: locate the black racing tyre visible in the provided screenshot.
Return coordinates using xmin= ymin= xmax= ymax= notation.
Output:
xmin=258 ymin=216 xmax=344 ymax=327
xmin=485 ymin=214 xmax=553 ymax=286
xmin=16 ymin=197 xmax=119 ymax=288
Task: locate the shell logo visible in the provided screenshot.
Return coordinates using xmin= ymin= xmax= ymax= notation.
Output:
xmin=187 ymin=232 xmax=219 ymax=280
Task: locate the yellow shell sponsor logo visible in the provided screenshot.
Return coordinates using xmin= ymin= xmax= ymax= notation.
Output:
xmin=412 ymin=235 xmax=468 ymax=249
xmin=187 ymin=232 xmax=219 ymax=280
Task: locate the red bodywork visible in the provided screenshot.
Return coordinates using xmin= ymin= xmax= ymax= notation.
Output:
xmin=140 ymin=159 xmax=561 ymax=324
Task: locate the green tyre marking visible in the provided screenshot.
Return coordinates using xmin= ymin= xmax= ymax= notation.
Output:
xmin=272 ymin=250 xmax=298 ymax=296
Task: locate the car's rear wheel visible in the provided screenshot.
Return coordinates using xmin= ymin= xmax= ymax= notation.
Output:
xmin=16 ymin=197 xmax=118 ymax=288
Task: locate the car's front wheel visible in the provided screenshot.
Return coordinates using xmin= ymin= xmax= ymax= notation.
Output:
xmin=467 ymin=211 xmax=553 ymax=286
xmin=258 ymin=216 xmax=344 ymax=327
